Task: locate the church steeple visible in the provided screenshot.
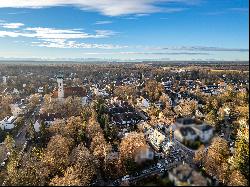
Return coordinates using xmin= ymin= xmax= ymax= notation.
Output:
xmin=57 ymin=72 xmax=64 ymax=99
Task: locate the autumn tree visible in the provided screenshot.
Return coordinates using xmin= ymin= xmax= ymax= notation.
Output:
xmin=114 ymin=85 xmax=138 ymax=101
xmin=231 ymin=132 xmax=249 ymax=178
xmin=193 ymin=144 xmax=206 ymax=166
xmin=119 ymin=132 xmax=147 ymax=173
xmin=227 ymin=170 xmax=248 ymax=186
xmin=5 ymin=152 xmax=47 ymax=186
xmin=50 ymin=144 xmax=96 ymax=186
xmin=42 ymin=135 xmax=73 ymax=177
xmin=4 ymin=134 xmax=15 ymax=153
xmin=27 ymin=94 xmax=40 ymax=110
xmin=144 ymin=80 xmax=164 ymax=102
xmin=174 ymin=99 xmax=198 ymax=118
xmin=205 ymin=109 xmax=219 ymax=128
xmin=48 ymin=119 xmax=66 ymax=137
xmin=203 ymin=137 xmax=230 ymax=183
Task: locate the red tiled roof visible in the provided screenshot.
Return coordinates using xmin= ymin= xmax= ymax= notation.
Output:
xmin=52 ymin=87 xmax=86 ymax=98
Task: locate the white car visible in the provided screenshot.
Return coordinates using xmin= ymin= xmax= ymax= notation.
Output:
xmin=157 ymin=163 xmax=163 ymax=169
xmin=1 ymin=162 xmax=5 ymax=167
xmin=122 ymin=175 xmax=130 ymax=181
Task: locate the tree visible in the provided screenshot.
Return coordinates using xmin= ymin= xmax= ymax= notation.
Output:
xmin=27 ymin=94 xmax=40 ymax=110
xmin=49 ymin=166 xmax=81 ymax=186
xmin=217 ymin=162 xmax=230 ymax=184
xmin=39 ymin=120 xmax=47 ymax=145
xmin=90 ymin=132 xmax=111 ymax=165
xmin=5 ymin=153 xmax=47 ymax=186
xmin=227 ymin=170 xmax=248 ymax=186
xmin=27 ymin=121 xmax=36 ymax=141
xmin=144 ymin=80 xmax=164 ymax=102
xmin=42 ymin=135 xmax=73 ymax=177
xmin=203 ymin=137 xmax=230 ymax=182
xmin=193 ymin=145 xmax=206 ymax=166
xmin=63 ymin=116 xmax=85 ymax=143
xmin=205 ymin=109 xmax=219 ymax=128
xmin=232 ymin=132 xmax=249 ymax=178
xmin=119 ymin=132 xmax=147 ymax=173
xmin=86 ymin=115 xmax=103 ymax=140
xmin=114 ymin=85 xmax=138 ymax=101
xmin=174 ymin=99 xmax=198 ymax=118
xmin=48 ymin=119 xmax=66 ymax=137
xmin=4 ymin=134 xmax=15 ymax=153
xmin=50 ymin=144 xmax=96 ymax=186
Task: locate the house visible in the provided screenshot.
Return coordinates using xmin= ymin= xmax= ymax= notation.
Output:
xmin=38 ymin=87 xmax=44 ymax=93
xmin=33 ymin=120 xmax=41 ymax=132
xmin=34 ymin=113 xmax=58 ymax=132
xmin=174 ymin=118 xmax=214 ymax=144
xmin=134 ymin=145 xmax=154 ymax=164
xmin=192 ymin=125 xmax=213 ymax=143
xmin=175 ymin=118 xmax=202 ymax=128
xmin=0 ymin=116 xmax=16 ymax=130
xmin=169 ymin=163 xmax=207 ymax=186
xmin=174 ymin=127 xmax=198 ymax=143
xmin=195 ymin=109 xmax=204 ymax=119
xmin=148 ymin=128 xmax=166 ymax=150
xmin=136 ymin=97 xmax=150 ymax=111
xmin=81 ymin=96 xmax=89 ymax=106
xmin=13 ymin=88 xmax=19 ymax=95
xmin=10 ymin=104 xmax=26 ymax=117
xmin=162 ymin=141 xmax=174 ymax=155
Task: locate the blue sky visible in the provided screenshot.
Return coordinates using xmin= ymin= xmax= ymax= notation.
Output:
xmin=0 ymin=0 xmax=249 ymax=61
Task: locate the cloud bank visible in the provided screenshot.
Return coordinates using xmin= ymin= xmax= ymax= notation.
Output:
xmin=0 ymin=0 xmax=196 ymax=16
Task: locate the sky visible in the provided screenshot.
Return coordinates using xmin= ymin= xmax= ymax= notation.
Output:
xmin=0 ymin=0 xmax=249 ymax=61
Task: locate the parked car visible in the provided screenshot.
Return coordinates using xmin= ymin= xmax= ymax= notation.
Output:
xmin=122 ymin=175 xmax=130 ymax=181
xmin=157 ymin=163 xmax=163 ymax=169
xmin=0 ymin=162 xmax=5 ymax=167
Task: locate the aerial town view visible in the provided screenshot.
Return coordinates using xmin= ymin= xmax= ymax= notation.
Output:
xmin=0 ymin=0 xmax=249 ymax=186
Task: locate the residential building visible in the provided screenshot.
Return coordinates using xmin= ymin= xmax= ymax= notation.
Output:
xmin=0 ymin=116 xmax=16 ymax=130
xmin=169 ymin=163 xmax=207 ymax=186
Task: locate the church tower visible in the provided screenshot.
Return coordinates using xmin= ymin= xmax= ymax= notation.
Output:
xmin=3 ymin=76 xmax=7 ymax=85
xmin=57 ymin=73 xmax=64 ymax=100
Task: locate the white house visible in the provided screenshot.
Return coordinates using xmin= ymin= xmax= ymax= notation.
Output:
xmin=174 ymin=118 xmax=214 ymax=144
xmin=10 ymin=104 xmax=25 ymax=117
xmin=136 ymin=97 xmax=150 ymax=111
xmin=149 ymin=129 xmax=166 ymax=150
xmin=192 ymin=125 xmax=214 ymax=143
xmin=0 ymin=116 xmax=16 ymax=130
xmin=34 ymin=120 xmax=41 ymax=132
xmin=13 ymin=88 xmax=19 ymax=94
xmin=174 ymin=127 xmax=198 ymax=143
xmin=81 ymin=96 xmax=88 ymax=106
xmin=2 ymin=76 xmax=7 ymax=85
xmin=38 ymin=87 xmax=44 ymax=93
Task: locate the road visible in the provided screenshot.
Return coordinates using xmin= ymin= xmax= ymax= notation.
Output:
xmin=1 ymin=101 xmax=43 ymax=185
xmin=105 ymin=159 xmax=183 ymax=186
xmin=14 ymin=104 xmax=41 ymax=148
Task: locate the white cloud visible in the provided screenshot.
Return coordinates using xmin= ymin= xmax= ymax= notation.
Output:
xmin=82 ymin=51 xmax=209 ymax=55
xmin=32 ymin=39 xmax=128 ymax=49
xmin=0 ymin=0 xmax=194 ymax=16
xmin=162 ymin=46 xmax=249 ymax=52
xmin=0 ymin=30 xmax=30 ymax=37
xmin=0 ymin=25 xmax=120 ymax=49
xmin=1 ymin=22 xmax=24 ymax=29
xmin=0 ymin=27 xmax=116 ymax=39
xmin=95 ymin=20 xmax=113 ymax=25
